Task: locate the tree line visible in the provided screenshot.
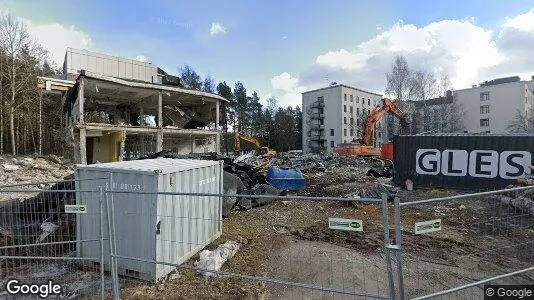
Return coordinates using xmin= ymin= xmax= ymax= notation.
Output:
xmin=0 ymin=14 xmax=63 ymax=156
xmin=179 ymin=65 xmax=302 ymax=153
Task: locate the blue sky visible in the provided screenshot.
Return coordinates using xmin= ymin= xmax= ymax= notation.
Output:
xmin=3 ymin=0 xmax=534 ymax=107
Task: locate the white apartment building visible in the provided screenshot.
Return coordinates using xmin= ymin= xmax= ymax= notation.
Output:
xmin=302 ymin=84 xmax=387 ymax=153
xmin=454 ymin=76 xmax=534 ymax=133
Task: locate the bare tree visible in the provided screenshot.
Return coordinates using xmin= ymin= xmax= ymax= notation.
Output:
xmin=385 ymin=56 xmax=414 ymax=137
xmin=438 ymin=73 xmax=452 ymax=97
xmin=385 ymin=56 xmax=412 ymax=102
xmin=410 ymin=70 xmax=437 ymax=133
xmin=508 ymin=109 xmax=534 ymax=133
xmin=0 ymin=14 xmax=47 ymax=155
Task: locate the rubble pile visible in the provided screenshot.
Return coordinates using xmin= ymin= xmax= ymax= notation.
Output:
xmin=0 ymin=154 xmax=73 ymax=188
xmin=492 ymin=176 xmax=534 ymax=216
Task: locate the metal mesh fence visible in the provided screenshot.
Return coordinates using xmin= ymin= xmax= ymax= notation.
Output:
xmin=395 ymin=186 xmax=534 ymax=299
xmin=0 ymin=180 xmax=112 ymax=299
xmin=107 ymin=190 xmax=392 ymax=299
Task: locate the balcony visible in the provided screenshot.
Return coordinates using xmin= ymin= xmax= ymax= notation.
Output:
xmin=308 ymin=123 xmax=325 ymax=129
xmin=308 ymin=131 xmax=326 ymax=141
xmin=311 ymin=101 xmax=325 ymax=108
xmin=309 ymin=113 xmax=325 ymax=119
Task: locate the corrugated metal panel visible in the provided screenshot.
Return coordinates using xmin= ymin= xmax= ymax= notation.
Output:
xmin=394 ymin=135 xmax=534 ymax=190
xmin=75 ymin=159 xmax=222 ymax=282
xmin=77 ymin=158 xmax=218 ymax=174
xmin=64 ymin=48 xmax=158 ymax=83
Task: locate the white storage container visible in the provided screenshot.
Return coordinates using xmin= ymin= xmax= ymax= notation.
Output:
xmin=75 ymin=158 xmax=223 ymax=282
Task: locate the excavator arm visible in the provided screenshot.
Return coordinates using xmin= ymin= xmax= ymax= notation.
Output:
xmin=234 ymin=132 xmax=277 ymax=157
xmin=362 ymin=98 xmax=405 ymax=146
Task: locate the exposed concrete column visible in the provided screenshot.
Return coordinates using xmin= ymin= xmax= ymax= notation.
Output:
xmin=78 ymin=78 xmax=84 ymax=124
xmin=156 ymin=91 xmax=163 ymax=152
xmin=76 ymin=78 xmax=87 ymax=164
xmin=215 ymin=101 xmax=220 ymax=153
xmin=215 ymin=100 xmax=220 ymax=130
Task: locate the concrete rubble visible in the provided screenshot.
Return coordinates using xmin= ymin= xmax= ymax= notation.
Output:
xmin=194 ymin=241 xmax=241 ymax=277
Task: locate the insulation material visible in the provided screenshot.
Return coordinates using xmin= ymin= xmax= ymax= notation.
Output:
xmin=194 ymin=241 xmax=241 ymax=277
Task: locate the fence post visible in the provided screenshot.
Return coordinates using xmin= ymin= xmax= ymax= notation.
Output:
xmin=394 ymin=197 xmax=405 ymax=299
xmin=381 ymin=193 xmax=396 ymax=299
xmin=106 ymin=175 xmax=120 ymax=300
xmin=99 ymin=186 xmax=105 ymax=300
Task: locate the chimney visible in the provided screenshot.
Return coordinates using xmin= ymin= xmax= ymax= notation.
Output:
xmin=446 ymin=90 xmax=453 ymax=100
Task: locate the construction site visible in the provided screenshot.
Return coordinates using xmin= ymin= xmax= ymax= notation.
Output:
xmin=0 ymin=9 xmax=534 ymax=299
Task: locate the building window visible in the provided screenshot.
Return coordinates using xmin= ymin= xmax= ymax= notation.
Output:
xmin=480 ymin=118 xmax=490 ymax=127
xmin=378 ymin=132 xmax=381 ymax=138
xmin=344 ymin=94 xmax=347 ymax=101
xmin=357 ymin=119 xmax=361 ymax=126
xmin=350 ymin=95 xmax=353 ymax=102
xmin=368 ymin=99 xmax=370 ymax=105
xmin=344 ymin=140 xmax=347 ymax=143
xmin=330 ymin=141 xmax=334 ymax=148
xmin=480 ymin=92 xmax=490 ymax=101
xmin=357 ymin=107 xmax=360 ymax=114
xmin=350 ymin=118 xmax=354 ymax=125
xmin=344 ymin=105 xmax=346 ymax=113
xmin=480 ymin=105 xmax=490 ymax=114
xmin=344 ymin=117 xmax=347 ymax=124
xmin=320 ymin=119 xmax=324 ymax=125
xmin=350 ymin=106 xmax=353 ymax=113
xmin=350 ymin=129 xmax=354 ymax=136
xmin=318 ymin=96 xmax=323 ymax=101
xmin=330 ymin=129 xmax=334 ymax=136
xmin=344 ymin=129 xmax=347 ymax=136
xmin=356 ymin=96 xmax=359 ymax=103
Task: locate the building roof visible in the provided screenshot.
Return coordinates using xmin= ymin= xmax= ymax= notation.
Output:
xmin=74 ymin=70 xmax=227 ymax=102
xmin=409 ymin=95 xmax=454 ymax=108
xmin=302 ymin=84 xmax=382 ymax=97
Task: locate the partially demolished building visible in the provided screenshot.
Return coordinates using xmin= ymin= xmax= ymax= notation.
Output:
xmin=43 ymin=48 xmax=227 ymax=164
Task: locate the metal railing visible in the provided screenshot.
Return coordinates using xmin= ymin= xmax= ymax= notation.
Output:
xmin=0 ymin=180 xmax=111 ymax=299
xmin=1 ymin=177 xmax=532 ymax=299
xmin=391 ymin=185 xmax=534 ymax=299
xmin=104 ymin=188 xmax=392 ymax=299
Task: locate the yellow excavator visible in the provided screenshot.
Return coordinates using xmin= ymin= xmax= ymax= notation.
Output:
xmin=234 ymin=133 xmax=277 ymax=157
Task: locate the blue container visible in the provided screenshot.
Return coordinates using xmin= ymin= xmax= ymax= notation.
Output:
xmin=266 ymin=167 xmax=307 ymax=190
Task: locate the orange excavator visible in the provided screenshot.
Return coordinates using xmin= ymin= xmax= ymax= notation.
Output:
xmin=234 ymin=133 xmax=277 ymax=157
xmin=334 ymin=98 xmax=407 ymax=157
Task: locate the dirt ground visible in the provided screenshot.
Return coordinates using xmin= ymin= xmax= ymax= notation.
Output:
xmin=119 ymin=172 xmax=534 ymax=299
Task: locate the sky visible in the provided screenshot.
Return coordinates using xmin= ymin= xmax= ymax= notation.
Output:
xmin=3 ymin=0 xmax=534 ymax=108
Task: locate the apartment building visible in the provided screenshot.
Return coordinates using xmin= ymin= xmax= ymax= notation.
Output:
xmin=302 ymin=84 xmax=387 ymax=153
xmin=454 ymin=76 xmax=534 ymax=133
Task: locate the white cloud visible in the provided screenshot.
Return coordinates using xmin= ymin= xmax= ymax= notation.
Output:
xmin=503 ymin=9 xmax=534 ymax=32
xmin=209 ymin=22 xmax=226 ymax=36
xmin=270 ymin=9 xmax=534 ymax=107
xmin=271 ymin=72 xmax=299 ymax=92
xmin=269 ymin=72 xmax=306 ymax=108
xmin=307 ymin=19 xmax=503 ymax=92
xmin=136 ymin=55 xmax=148 ymax=63
xmin=27 ymin=22 xmax=92 ymax=67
